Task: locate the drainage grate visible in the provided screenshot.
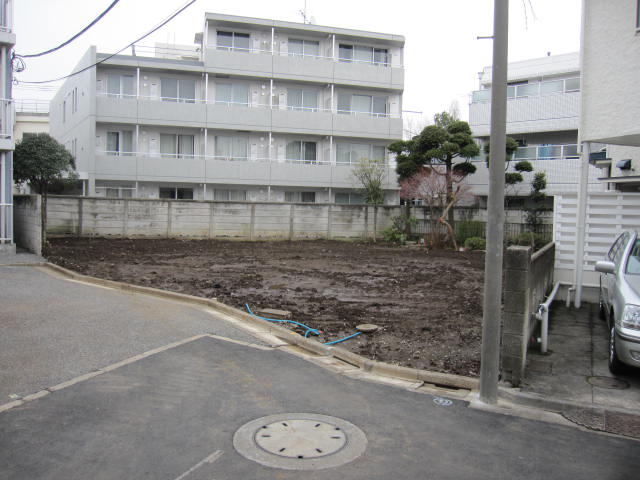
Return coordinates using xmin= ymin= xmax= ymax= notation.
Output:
xmin=586 ymin=376 xmax=630 ymax=390
xmin=234 ymin=413 xmax=367 ymax=470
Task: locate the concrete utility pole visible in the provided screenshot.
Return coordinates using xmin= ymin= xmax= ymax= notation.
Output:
xmin=479 ymin=0 xmax=509 ymax=404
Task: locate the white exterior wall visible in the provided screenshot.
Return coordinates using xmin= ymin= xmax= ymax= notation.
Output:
xmin=581 ymin=0 xmax=640 ymax=146
xmin=14 ymin=113 xmax=49 ymax=141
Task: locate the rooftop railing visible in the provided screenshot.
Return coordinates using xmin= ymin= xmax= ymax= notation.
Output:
xmin=471 ymin=77 xmax=580 ymax=103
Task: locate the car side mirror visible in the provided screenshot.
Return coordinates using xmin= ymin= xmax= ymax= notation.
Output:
xmin=595 ymin=260 xmax=616 ymax=274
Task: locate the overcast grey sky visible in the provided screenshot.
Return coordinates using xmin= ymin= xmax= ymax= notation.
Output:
xmin=13 ymin=0 xmax=582 ymax=124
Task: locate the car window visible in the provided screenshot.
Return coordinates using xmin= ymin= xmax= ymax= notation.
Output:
xmin=615 ymin=232 xmax=631 ymax=266
xmin=626 ymin=239 xmax=640 ymax=275
xmin=608 ymin=233 xmax=625 ymax=262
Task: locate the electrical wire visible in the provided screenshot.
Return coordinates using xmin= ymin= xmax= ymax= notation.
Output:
xmin=19 ymin=0 xmax=121 ymax=58
xmin=15 ymin=0 xmax=197 ymax=85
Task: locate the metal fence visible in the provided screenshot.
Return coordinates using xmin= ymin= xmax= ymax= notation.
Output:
xmin=413 ymin=219 xmax=552 ymax=242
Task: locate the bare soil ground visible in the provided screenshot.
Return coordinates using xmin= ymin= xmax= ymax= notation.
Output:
xmin=46 ymin=238 xmax=485 ymax=377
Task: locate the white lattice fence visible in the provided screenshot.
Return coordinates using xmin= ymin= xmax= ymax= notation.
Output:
xmin=554 ymin=192 xmax=640 ymax=286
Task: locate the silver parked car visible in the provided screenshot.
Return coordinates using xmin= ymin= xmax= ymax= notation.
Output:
xmin=595 ymin=231 xmax=640 ymax=373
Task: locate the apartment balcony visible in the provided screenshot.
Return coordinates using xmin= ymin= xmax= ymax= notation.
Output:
xmin=465 ymin=145 xmax=602 ymax=196
xmin=469 ymin=78 xmax=581 ymax=136
xmin=96 ymin=94 xmax=401 ymax=138
xmin=94 ymin=152 xmax=398 ymax=190
xmin=0 ymin=98 xmax=14 ymax=150
xmin=203 ymin=47 xmax=403 ymax=90
xmin=0 ymin=0 xmax=15 ymax=45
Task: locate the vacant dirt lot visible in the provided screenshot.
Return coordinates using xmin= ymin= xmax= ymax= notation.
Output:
xmin=46 ymin=238 xmax=485 ymax=377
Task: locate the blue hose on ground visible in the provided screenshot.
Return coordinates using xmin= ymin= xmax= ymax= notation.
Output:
xmin=323 ymin=332 xmax=362 ymax=345
xmin=245 ymin=304 xmax=364 ymax=345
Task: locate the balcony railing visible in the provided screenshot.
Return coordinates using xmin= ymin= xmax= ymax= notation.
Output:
xmin=97 ymin=92 xmax=402 ymax=119
xmin=513 ymin=144 xmax=579 ymax=161
xmin=14 ymin=99 xmax=49 ymax=114
xmin=0 ymin=202 xmax=11 ymax=243
xmin=96 ymin=150 xmax=394 ymax=167
xmin=471 ymin=77 xmax=580 ymax=103
xmin=0 ymin=0 xmax=12 ymax=33
xmin=0 ymin=98 xmax=13 ymax=139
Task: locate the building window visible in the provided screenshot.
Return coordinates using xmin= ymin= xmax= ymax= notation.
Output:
xmin=285 ymin=191 xmax=316 ymax=203
xmin=105 ymin=187 xmax=133 ymax=198
xmin=286 ymin=141 xmax=317 ymax=163
xmin=215 ymin=136 xmax=248 ymax=161
xmin=214 ymin=189 xmax=247 ymax=201
xmin=159 ymin=187 xmax=193 ymax=200
xmin=338 ymin=44 xmax=388 ymax=65
xmin=335 ymin=192 xmax=364 ymax=204
xmin=215 ymin=82 xmax=249 ymax=106
xmin=336 ymin=143 xmax=385 ymax=165
xmin=160 ymin=134 xmax=195 ymax=158
xmin=107 ymin=74 xmax=135 ymax=98
xmin=637 ymin=0 xmax=640 ymax=30
xmin=62 ymin=101 xmax=66 ymax=122
xmin=216 ymin=31 xmax=250 ymax=52
xmin=106 ymin=131 xmax=133 ymax=156
xmin=71 ymin=87 xmax=78 ymax=113
xmin=160 ymin=78 xmax=196 ymax=103
xmin=288 ymin=39 xmax=320 ymax=57
xmin=337 ymin=93 xmax=388 ymax=117
xmin=286 ymin=88 xmax=318 ymax=111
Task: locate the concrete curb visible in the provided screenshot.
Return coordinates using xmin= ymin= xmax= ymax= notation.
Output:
xmin=22 ymin=262 xmax=640 ymax=435
xmin=39 ymin=262 xmax=479 ymax=391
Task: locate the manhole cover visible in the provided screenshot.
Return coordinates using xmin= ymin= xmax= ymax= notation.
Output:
xmin=234 ymin=413 xmax=367 ymax=470
xmin=586 ymin=376 xmax=630 ymax=390
xmin=255 ymin=419 xmax=346 ymax=459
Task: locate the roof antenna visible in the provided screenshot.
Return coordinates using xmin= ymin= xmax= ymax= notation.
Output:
xmin=299 ymin=0 xmax=309 ymax=23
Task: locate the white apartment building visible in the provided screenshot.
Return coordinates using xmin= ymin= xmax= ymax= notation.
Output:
xmin=581 ymin=0 xmax=640 ymax=191
xmin=50 ymin=13 xmax=404 ymax=204
xmin=0 ymin=0 xmax=14 ymax=252
xmin=468 ymin=52 xmax=602 ymax=200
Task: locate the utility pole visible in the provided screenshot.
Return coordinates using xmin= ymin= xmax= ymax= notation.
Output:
xmin=479 ymin=0 xmax=509 ymax=404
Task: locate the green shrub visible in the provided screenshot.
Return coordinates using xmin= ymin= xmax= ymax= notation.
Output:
xmin=464 ymin=236 xmax=486 ymax=250
xmin=381 ymin=215 xmax=418 ymax=245
xmin=382 ymin=226 xmax=407 ymax=245
xmin=456 ymin=220 xmax=485 ymax=244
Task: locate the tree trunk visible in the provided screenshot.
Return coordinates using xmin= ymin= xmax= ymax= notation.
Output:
xmin=40 ymin=192 xmax=47 ymax=249
xmin=445 ymin=159 xmax=455 ymax=243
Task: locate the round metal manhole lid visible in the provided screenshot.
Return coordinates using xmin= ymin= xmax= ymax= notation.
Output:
xmin=255 ymin=419 xmax=347 ymax=459
xmin=234 ymin=413 xmax=367 ymax=470
xmin=586 ymin=376 xmax=630 ymax=390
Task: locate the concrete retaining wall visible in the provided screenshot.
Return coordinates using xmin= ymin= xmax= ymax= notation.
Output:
xmin=42 ymin=195 xmax=399 ymax=240
xmin=501 ymin=242 xmax=555 ymax=387
xmin=13 ymin=195 xmax=42 ymax=255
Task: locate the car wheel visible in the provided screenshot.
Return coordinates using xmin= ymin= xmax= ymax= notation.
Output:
xmin=608 ymin=324 xmax=625 ymax=375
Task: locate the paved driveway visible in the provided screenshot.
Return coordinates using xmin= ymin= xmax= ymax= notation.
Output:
xmin=0 ymin=266 xmax=263 ymax=400
xmin=1 ymin=335 xmax=639 ymax=480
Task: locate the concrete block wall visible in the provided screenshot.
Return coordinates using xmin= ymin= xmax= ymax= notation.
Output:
xmin=13 ymin=195 xmax=42 ymax=255
xmin=501 ymin=243 xmax=555 ymax=386
xmin=42 ymin=196 xmax=405 ymax=241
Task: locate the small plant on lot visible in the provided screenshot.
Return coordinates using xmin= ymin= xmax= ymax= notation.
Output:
xmin=464 ymin=236 xmax=486 ymax=250
xmin=382 ymin=214 xmax=417 ymax=245
xmin=456 ymin=220 xmax=485 ymax=245
xmin=510 ymin=232 xmax=548 ymax=250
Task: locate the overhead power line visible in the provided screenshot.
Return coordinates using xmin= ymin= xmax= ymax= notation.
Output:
xmin=19 ymin=0 xmax=121 ymax=58
xmin=16 ymin=0 xmax=197 ymax=85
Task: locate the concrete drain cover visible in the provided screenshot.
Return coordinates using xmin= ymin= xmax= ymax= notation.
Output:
xmin=234 ymin=413 xmax=367 ymax=470
xmin=587 ymin=376 xmax=630 ymax=390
